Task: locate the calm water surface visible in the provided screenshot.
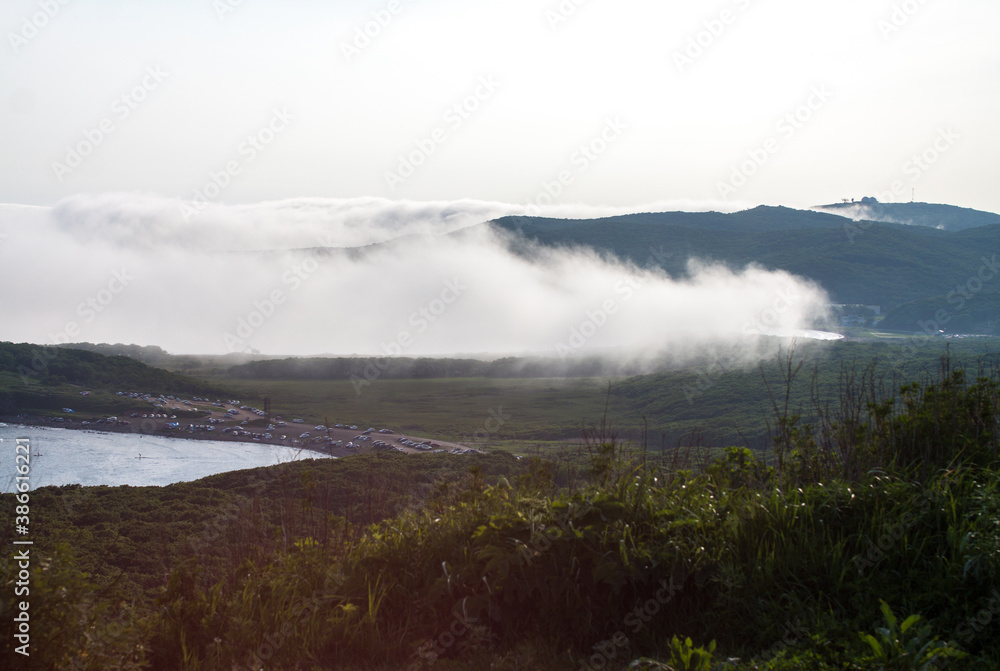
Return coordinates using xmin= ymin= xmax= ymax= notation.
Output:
xmin=0 ymin=424 xmax=331 ymax=493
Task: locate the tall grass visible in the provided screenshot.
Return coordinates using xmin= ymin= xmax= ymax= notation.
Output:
xmin=4 ymin=353 xmax=1000 ymax=669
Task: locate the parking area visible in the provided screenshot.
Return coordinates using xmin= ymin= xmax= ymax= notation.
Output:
xmin=112 ymin=391 xmax=477 ymax=456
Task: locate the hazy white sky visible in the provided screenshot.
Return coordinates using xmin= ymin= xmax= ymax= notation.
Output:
xmin=2 ymin=0 xmax=998 ymax=213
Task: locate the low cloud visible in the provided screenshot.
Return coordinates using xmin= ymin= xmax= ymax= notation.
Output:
xmin=0 ymin=195 xmax=831 ymax=360
xmin=814 ymin=203 xmax=915 ymax=228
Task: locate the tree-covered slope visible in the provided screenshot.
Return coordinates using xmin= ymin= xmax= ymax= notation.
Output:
xmin=819 ymin=199 xmax=1000 ymax=231
xmin=486 ymin=206 xmax=1000 ymax=309
xmin=0 ymin=341 xmax=232 ymax=415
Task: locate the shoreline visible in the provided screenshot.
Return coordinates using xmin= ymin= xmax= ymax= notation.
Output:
xmin=0 ymin=414 xmax=476 ymax=459
xmin=1 ymin=414 xmax=340 ymax=458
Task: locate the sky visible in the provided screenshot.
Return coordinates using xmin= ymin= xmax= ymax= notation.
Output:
xmin=1 ymin=0 xmax=997 ymax=211
xmin=0 ymin=0 xmax=997 ymax=357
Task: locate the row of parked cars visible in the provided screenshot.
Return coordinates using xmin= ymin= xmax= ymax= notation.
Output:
xmin=397 ymin=437 xmax=440 ymax=450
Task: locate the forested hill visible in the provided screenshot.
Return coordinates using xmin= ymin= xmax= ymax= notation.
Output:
xmin=818 ymin=199 xmax=1000 ymax=231
xmin=485 ymin=204 xmax=1000 ymax=310
xmin=0 ymin=341 xmax=225 ymax=397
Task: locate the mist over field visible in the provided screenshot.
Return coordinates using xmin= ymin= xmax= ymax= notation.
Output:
xmin=0 ymin=195 xmax=829 ymax=359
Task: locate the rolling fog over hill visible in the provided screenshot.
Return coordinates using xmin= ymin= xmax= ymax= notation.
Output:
xmin=3 ymin=198 xmax=998 ymax=358
xmin=0 ymin=197 xmax=834 ymax=360
xmin=484 ymin=202 xmax=1000 ymax=310
xmin=818 ymin=199 xmax=1000 ymax=231
xmin=4 ymin=1 xmax=1000 ymax=668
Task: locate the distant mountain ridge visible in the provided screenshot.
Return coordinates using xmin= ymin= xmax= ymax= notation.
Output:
xmin=817 ymin=198 xmax=1000 ymax=232
xmin=482 ymin=202 xmax=1000 ymax=311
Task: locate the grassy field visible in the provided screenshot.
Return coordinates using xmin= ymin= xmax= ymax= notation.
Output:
xmin=204 ymin=376 xmax=626 ymax=444
xmin=205 ymin=337 xmax=1000 ymax=454
xmin=10 ymin=337 xmax=1000 ymax=459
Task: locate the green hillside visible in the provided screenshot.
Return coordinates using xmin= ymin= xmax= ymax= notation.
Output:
xmin=0 ymin=341 xmax=234 ymax=416
xmin=3 ymin=358 xmax=999 ymax=669
xmin=486 ymin=205 xmax=1000 ymax=310
xmin=880 ymin=291 xmax=1000 ymax=334
xmin=819 ymin=199 xmax=1000 ymax=231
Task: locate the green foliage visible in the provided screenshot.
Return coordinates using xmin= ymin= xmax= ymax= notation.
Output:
xmin=6 ymin=355 xmax=1000 ymax=669
xmin=880 ymin=292 xmax=1000 ymax=334
xmin=492 ymin=205 xmax=1000 ymax=307
xmin=0 ymin=341 xmax=225 ymax=395
xmin=0 ymin=544 xmax=148 ymax=669
xmin=857 ymin=600 xmax=966 ymax=670
xmin=666 ymin=636 xmax=717 ymax=670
